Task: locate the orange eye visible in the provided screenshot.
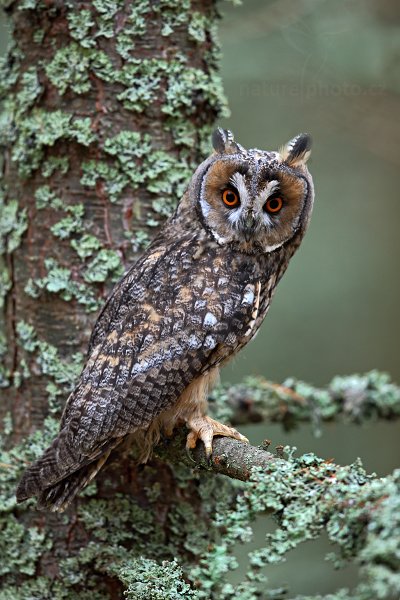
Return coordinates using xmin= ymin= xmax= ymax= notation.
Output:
xmin=222 ymin=188 xmax=240 ymax=208
xmin=265 ymin=196 xmax=283 ymax=214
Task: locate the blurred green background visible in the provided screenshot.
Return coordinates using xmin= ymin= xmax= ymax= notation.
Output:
xmin=0 ymin=1 xmax=399 ymax=596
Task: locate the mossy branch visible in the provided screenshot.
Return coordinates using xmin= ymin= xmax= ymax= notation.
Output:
xmin=155 ymin=429 xmax=281 ymax=481
xmin=209 ymin=370 xmax=400 ymax=431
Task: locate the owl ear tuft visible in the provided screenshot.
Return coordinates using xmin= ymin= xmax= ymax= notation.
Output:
xmin=212 ymin=128 xmax=244 ymax=155
xmin=280 ymin=133 xmax=312 ymax=167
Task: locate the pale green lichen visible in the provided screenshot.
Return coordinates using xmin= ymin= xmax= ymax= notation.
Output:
xmin=34 ymin=185 xmax=64 ymax=210
xmin=94 ymin=0 xmax=124 ymax=40
xmin=35 ymin=186 xmax=115 ymax=275
xmin=131 ymin=230 xmax=150 ymax=252
xmin=32 ymin=28 xmax=44 ymax=44
xmin=81 ymin=159 xmax=130 ymax=203
xmin=70 ymin=117 xmax=96 ymax=146
xmin=188 ymin=12 xmax=209 ymax=44
xmin=8 ymin=110 xmax=96 ymax=177
xmin=25 ymin=258 xmax=100 ymax=311
xmin=17 ymin=0 xmax=38 ymax=9
xmin=67 ymin=10 xmax=95 ymax=48
xmin=0 ymin=326 xmax=10 ymax=386
xmin=103 ymin=131 xmax=151 ymax=188
xmin=0 ymin=517 xmax=53 ymax=577
xmin=41 ymin=156 xmax=70 ymax=178
xmin=16 ymin=67 xmax=42 ymax=112
xmin=46 ymin=43 xmax=116 ymax=96
xmin=154 ymin=0 xmax=191 ymax=38
xmin=119 ymin=558 xmax=199 ymax=599
xmin=10 ymin=110 xmax=70 ymax=176
xmin=71 ymin=233 xmax=102 ymax=260
xmin=2 ymin=413 xmax=12 ymax=436
xmin=0 ymin=197 xmax=28 ymax=254
xmin=145 ymin=150 xmax=191 ymax=198
xmin=83 ymin=249 xmax=123 ymax=283
xmin=115 ymin=3 xmax=150 ymax=59
xmin=187 ymin=454 xmax=400 ymax=599
xmin=50 ymin=203 xmax=85 ymax=240
xmin=0 ymin=413 xmax=70 ymax=595
xmin=104 ymin=131 xmax=152 ymax=162
xmin=0 ymin=48 xmax=21 ymax=98
xmin=117 ymin=59 xmax=165 ymax=112
xmin=45 ymin=44 xmax=92 ymax=95
xmin=0 ymin=267 xmax=11 ymax=309
xmin=16 ymin=320 xmax=83 ymax=392
xmin=115 ymin=55 xmax=229 ymax=120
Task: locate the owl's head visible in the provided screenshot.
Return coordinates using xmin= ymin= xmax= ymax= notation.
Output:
xmin=188 ymin=128 xmax=314 ymax=254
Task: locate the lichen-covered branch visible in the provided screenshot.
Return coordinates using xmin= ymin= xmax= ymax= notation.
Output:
xmin=155 ymin=429 xmax=281 ymax=481
xmin=210 ymin=370 xmax=400 ymax=431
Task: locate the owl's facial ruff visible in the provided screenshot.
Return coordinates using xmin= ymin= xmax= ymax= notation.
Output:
xmin=193 ymin=130 xmax=313 ymax=255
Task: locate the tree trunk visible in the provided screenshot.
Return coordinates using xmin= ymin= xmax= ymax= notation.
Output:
xmin=0 ymin=1 xmax=230 ymax=596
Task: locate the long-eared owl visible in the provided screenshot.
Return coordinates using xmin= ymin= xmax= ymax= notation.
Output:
xmin=16 ymin=128 xmax=314 ymax=512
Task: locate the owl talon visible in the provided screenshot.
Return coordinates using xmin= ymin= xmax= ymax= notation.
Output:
xmin=205 ymin=447 xmax=213 ymax=467
xmin=186 ymin=430 xmax=198 ymax=463
xmin=186 ymin=446 xmax=196 ymax=463
xmin=187 ymin=415 xmax=248 ymax=465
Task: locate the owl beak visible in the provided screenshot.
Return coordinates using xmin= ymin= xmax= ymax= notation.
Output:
xmin=241 ymin=213 xmax=257 ymax=241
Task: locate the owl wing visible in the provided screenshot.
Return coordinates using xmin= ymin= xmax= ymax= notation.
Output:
xmin=16 ymin=275 xmax=259 ymax=499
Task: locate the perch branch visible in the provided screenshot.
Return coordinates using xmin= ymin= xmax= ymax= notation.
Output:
xmin=155 ymin=429 xmax=282 ymax=481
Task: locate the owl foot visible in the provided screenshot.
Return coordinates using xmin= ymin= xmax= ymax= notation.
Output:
xmin=186 ymin=416 xmax=249 ymax=465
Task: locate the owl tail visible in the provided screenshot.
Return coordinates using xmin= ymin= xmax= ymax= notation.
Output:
xmin=36 ymin=449 xmax=113 ymax=512
xmin=16 ymin=436 xmax=123 ymax=512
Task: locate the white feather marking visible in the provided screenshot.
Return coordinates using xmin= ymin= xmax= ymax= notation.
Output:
xmin=194 ymin=299 xmax=207 ymax=310
xmin=262 ymin=212 xmax=273 ymax=228
xmin=203 ymin=312 xmax=218 ymax=327
xmin=265 ymin=180 xmax=280 ymax=197
xmin=204 ymin=335 xmax=217 ymax=350
xmin=241 ymin=284 xmax=255 ymax=306
xmin=227 ymin=209 xmax=242 ymax=227
xmin=188 ymin=334 xmax=202 ymax=349
xmin=244 ymin=281 xmax=261 ymax=337
xmin=209 ymin=229 xmax=228 ymax=245
xmin=255 ymin=180 xmax=280 ymax=215
xmin=230 ymin=172 xmax=248 ymax=202
xmin=263 ymin=240 xmax=286 ymax=252
xmin=200 ymin=197 xmax=210 ymax=219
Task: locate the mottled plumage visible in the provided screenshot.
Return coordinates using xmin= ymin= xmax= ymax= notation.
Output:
xmin=16 ymin=128 xmax=314 ymax=511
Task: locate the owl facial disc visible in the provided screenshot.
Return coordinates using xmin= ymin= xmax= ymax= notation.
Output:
xmin=193 ymin=129 xmax=314 ymax=254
